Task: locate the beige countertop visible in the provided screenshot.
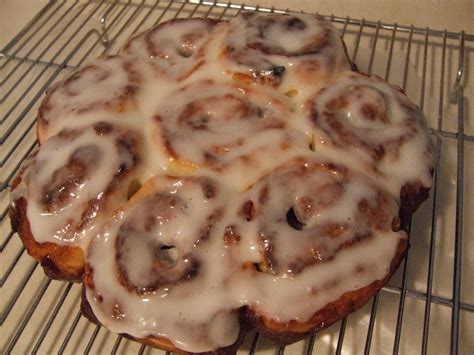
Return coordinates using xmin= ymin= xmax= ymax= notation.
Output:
xmin=1 ymin=0 xmax=473 ymax=49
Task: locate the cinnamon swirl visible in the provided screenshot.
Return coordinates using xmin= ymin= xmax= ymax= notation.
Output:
xmin=37 ymin=55 xmax=149 ymax=143
xmin=237 ymin=156 xmax=408 ymax=342
xmin=83 ymin=175 xmax=244 ymax=352
xmin=152 ymin=79 xmax=308 ymax=188
xmin=305 ymin=71 xmax=434 ymax=197
xmin=215 ymin=12 xmax=351 ymax=95
xmin=121 ymin=18 xmax=218 ymax=81
xmin=10 ymin=122 xmax=143 ymax=280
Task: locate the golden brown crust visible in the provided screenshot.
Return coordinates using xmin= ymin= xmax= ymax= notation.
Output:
xmin=123 ymin=322 xmax=246 ymax=355
xmin=9 ymin=197 xmax=85 ymax=282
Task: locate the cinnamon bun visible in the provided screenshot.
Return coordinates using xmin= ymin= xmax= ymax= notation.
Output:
xmin=121 ymin=18 xmax=218 ymax=81
xmin=215 ymin=12 xmax=351 ymax=96
xmin=152 ymin=79 xmax=307 ymax=187
xmin=83 ymin=175 xmax=244 ymax=352
xmin=305 ymin=71 xmax=434 ymax=198
xmin=37 ymin=55 xmax=149 ymax=143
xmin=10 ymin=122 xmax=143 ymax=280
xmin=237 ymin=156 xmax=408 ymax=342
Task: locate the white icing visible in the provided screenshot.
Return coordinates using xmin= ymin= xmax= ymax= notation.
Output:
xmin=10 ymin=12 xmax=434 ymax=354
xmin=152 ymin=79 xmax=310 ymax=189
xmin=86 ymin=161 xmax=406 ymax=352
xmin=121 ymin=18 xmax=215 ymax=81
xmin=86 ymin=176 xmax=241 ymax=352
xmin=237 ymin=157 xmax=401 ymax=276
xmin=212 ymin=12 xmax=350 ymax=95
xmin=305 ymin=71 xmax=434 ymax=195
xmin=39 ymin=56 xmax=146 ymax=141
xmin=14 ymin=123 xmax=143 ymax=249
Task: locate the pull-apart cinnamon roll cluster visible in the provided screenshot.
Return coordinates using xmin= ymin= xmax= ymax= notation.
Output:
xmin=11 ymin=12 xmax=433 ymax=353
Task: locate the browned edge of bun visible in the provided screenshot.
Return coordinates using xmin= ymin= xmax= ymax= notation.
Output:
xmin=80 ymin=286 xmax=247 ymax=355
xmin=9 ymin=196 xmax=85 ymax=282
xmin=399 ymin=183 xmax=431 ymax=222
xmin=244 ymin=237 xmax=408 ymax=345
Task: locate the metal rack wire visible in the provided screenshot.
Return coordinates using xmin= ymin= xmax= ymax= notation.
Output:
xmin=1 ymin=1 xmax=473 ymax=354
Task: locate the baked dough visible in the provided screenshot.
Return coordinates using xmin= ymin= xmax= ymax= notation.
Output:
xmin=10 ymin=12 xmax=433 ymax=353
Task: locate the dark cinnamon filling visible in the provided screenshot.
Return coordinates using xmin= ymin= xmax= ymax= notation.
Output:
xmin=114 ymin=178 xmax=220 ymax=294
xmin=41 ymin=145 xmax=99 ymax=212
xmin=36 ymin=123 xmax=142 ymax=240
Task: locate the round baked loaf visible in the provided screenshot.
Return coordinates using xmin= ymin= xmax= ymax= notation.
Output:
xmin=10 ymin=12 xmax=434 ymax=353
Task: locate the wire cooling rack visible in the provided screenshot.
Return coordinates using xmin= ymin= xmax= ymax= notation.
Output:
xmin=1 ymin=1 xmax=473 ymax=354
